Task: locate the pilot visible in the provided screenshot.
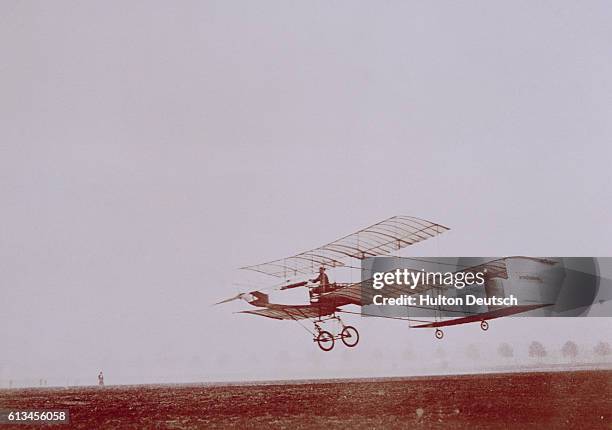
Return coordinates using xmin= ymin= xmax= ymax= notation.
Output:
xmin=310 ymin=266 xmax=330 ymax=293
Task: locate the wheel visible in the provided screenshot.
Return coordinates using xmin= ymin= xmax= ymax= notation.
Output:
xmin=340 ymin=326 xmax=360 ymax=348
xmin=435 ymin=329 xmax=444 ymax=339
xmin=480 ymin=320 xmax=489 ymax=331
xmin=316 ymin=330 xmax=335 ymax=351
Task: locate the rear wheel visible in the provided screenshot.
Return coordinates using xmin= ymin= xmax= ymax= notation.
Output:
xmin=316 ymin=330 xmax=335 ymax=351
xmin=340 ymin=326 xmax=360 ymax=348
xmin=435 ymin=329 xmax=444 ymax=339
xmin=480 ymin=320 xmax=489 ymax=331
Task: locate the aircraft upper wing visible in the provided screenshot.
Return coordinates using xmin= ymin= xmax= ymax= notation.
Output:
xmin=240 ymin=215 xmax=449 ymax=278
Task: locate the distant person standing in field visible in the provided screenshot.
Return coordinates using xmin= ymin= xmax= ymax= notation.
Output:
xmin=98 ymin=371 xmax=104 ymax=387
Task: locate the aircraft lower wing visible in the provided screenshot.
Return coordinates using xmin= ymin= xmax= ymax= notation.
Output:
xmin=238 ymin=304 xmax=338 ymax=320
xmin=412 ymin=304 xmax=553 ymax=328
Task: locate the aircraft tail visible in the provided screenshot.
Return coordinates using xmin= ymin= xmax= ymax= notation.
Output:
xmin=244 ymin=291 xmax=269 ymax=307
xmin=214 ymin=290 xmax=269 ymax=306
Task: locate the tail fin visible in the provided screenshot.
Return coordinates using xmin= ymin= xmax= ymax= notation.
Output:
xmin=245 ymin=291 xmax=269 ymax=307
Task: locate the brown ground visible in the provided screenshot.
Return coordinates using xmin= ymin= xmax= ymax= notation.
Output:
xmin=0 ymin=370 xmax=611 ymax=429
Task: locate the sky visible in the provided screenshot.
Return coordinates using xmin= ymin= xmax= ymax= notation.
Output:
xmin=1 ymin=1 xmax=612 ymax=386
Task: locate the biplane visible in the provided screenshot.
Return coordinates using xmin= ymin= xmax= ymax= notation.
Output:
xmin=216 ymin=216 xmax=556 ymax=351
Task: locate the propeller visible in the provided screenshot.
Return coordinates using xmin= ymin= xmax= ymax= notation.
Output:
xmin=280 ymin=280 xmax=309 ymax=290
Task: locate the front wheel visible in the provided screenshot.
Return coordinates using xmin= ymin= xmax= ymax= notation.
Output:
xmin=316 ymin=330 xmax=335 ymax=352
xmin=341 ymin=326 xmax=360 ymax=348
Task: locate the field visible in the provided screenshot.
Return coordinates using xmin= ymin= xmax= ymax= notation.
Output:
xmin=1 ymin=370 xmax=611 ymax=429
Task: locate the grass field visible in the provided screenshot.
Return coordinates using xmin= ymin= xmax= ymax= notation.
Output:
xmin=0 ymin=370 xmax=610 ymax=429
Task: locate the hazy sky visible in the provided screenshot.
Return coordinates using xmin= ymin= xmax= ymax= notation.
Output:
xmin=2 ymin=1 xmax=612 ymax=385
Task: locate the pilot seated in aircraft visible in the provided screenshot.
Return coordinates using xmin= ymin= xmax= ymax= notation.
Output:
xmin=309 ymin=266 xmax=335 ymax=302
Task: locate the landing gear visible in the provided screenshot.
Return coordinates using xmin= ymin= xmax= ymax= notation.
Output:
xmin=480 ymin=320 xmax=489 ymax=331
xmin=340 ymin=326 xmax=360 ymax=347
xmin=313 ymin=316 xmax=360 ymax=351
xmin=435 ymin=329 xmax=444 ymax=340
xmin=316 ymin=330 xmax=335 ymax=351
